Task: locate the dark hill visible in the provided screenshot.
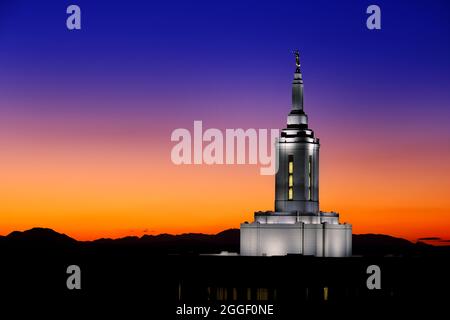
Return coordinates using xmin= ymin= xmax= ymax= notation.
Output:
xmin=352 ymin=233 xmax=418 ymax=256
xmin=6 ymin=227 xmax=76 ymax=246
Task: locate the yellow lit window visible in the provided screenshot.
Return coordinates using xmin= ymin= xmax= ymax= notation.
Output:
xmin=288 ymin=155 xmax=294 ymax=200
xmin=308 ymin=155 xmax=312 ymax=200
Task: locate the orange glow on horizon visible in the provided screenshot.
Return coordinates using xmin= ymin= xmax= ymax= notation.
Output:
xmin=1 ymin=121 xmax=449 ymax=243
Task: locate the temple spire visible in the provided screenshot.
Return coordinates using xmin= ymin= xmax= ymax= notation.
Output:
xmin=286 ymin=50 xmax=308 ymax=127
xmin=291 ymin=50 xmax=304 ymax=111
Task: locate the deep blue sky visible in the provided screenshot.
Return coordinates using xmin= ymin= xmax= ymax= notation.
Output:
xmin=1 ymin=0 xmax=450 ymax=128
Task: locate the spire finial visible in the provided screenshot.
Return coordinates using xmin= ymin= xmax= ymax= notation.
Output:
xmin=290 ymin=49 xmax=305 ymax=114
xmin=294 ymin=50 xmax=300 ymax=73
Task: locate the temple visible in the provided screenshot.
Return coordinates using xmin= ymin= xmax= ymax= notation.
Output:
xmin=240 ymin=51 xmax=352 ymax=257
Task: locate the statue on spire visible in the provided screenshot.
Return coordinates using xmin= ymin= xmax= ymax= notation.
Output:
xmin=294 ymin=50 xmax=301 ymax=72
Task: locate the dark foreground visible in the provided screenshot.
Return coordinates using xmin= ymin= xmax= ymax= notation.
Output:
xmin=1 ymin=229 xmax=449 ymax=318
xmin=1 ymin=251 xmax=450 ymax=318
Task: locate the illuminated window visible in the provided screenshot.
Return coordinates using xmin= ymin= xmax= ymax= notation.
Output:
xmin=323 ymin=287 xmax=328 ymax=301
xmin=257 ymin=288 xmax=269 ymax=301
xmin=216 ymin=287 xmax=227 ymax=301
xmin=308 ymin=155 xmax=312 ymax=200
xmin=288 ymin=155 xmax=294 ymax=200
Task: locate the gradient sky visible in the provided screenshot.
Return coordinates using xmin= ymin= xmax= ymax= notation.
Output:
xmin=1 ymin=0 xmax=450 ymax=241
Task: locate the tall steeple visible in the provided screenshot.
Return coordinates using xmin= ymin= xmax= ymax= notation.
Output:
xmin=287 ymin=50 xmax=308 ymax=127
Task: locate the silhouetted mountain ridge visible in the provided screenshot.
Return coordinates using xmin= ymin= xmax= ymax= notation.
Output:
xmin=1 ymin=228 xmax=449 ymax=256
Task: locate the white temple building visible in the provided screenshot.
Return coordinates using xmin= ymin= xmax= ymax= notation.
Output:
xmin=240 ymin=52 xmax=352 ymax=257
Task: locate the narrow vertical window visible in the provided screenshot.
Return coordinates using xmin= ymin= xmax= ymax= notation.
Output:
xmin=288 ymin=155 xmax=294 ymax=200
xmin=308 ymin=155 xmax=312 ymax=200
